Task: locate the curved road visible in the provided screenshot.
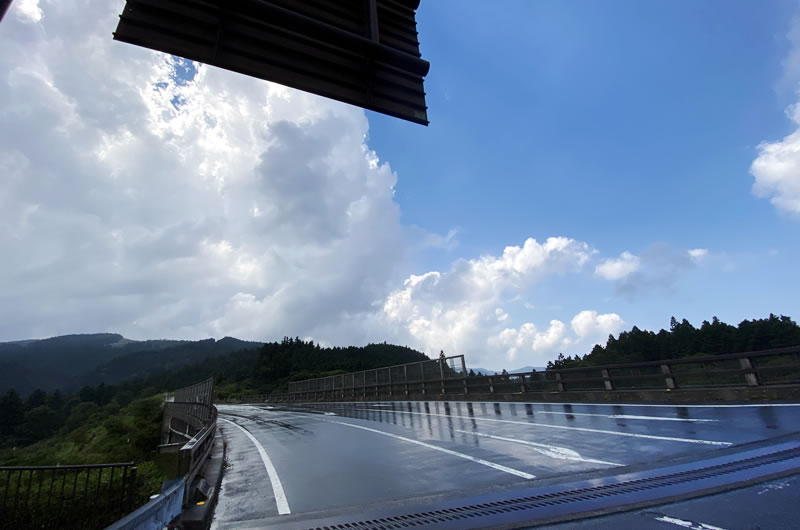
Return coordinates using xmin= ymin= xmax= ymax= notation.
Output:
xmin=211 ymin=400 xmax=800 ymax=528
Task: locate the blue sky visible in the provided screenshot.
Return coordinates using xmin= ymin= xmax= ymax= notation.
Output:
xmin=367 ymin=0 xmax=800 ymax=336
xmin=1 ymin=0 xmax=798 ymax=370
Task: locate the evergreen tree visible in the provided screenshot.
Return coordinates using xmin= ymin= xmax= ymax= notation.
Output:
xmin=0 ymin=389 xmax=25 ymax=436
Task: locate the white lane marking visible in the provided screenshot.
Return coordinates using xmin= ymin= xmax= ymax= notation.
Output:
xmin=454 ymin=430 xmax=623 ymax=467
xmin=654 ymin=514 xmax=726 ymax=529
xmin=220 ymin=417 xmax=291 ymax=515
xmin=613 ymin=414 xmax=716 ymax=422
xmin=353 ymin=408 xmax=732 ymax=446
xmin=533 ymin=411 xmax=718 ymax=422
xmin=328 ymin=420 xmax=536 ymax=480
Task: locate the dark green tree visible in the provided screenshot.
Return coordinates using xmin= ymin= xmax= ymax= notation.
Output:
xmin=26 ymin=389 xmax=47 ymax=410
xmin=0 ymin=389 xmax=25 ymax=436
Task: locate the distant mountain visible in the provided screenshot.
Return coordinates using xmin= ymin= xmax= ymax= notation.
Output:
xmin=508 ymin=365 xmax=547 ymax=373
xmin=469 ymin=367 xmax=498 ymax=375
xmin=0 ymin=333 xmax=262 ymax=395
xmin=469 ymin=365 xmax=547 ymax=375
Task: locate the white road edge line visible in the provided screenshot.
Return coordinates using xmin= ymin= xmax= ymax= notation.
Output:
xmin=328 ymin=420 xmax=536 ymax=480
xmin=654 ymin=514 xmax=726 ymax=529
xmin=453 ymin=430 xmax=623 ymax=467
xmin=219 ymin=417 xmax=291 ymax=515
xmin=353 ymin=408 xmax=732 ymax=446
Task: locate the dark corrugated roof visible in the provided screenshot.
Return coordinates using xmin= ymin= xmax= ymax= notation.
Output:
xmin=113 ymin=0 xmax=429 ymax=124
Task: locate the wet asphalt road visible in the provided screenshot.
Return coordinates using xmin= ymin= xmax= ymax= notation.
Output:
xmin=211 ymin=401 xmax=800 ymax=527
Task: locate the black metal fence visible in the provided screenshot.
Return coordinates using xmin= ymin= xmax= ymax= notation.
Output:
xmin=245 ymin=346 xmax=800 ymax=403
xmin=0 ymin=462 xmax=140 ymax=529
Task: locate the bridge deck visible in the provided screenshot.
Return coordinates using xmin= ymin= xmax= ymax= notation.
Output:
xmin=211 ymin=401 xmax=800 ymax=528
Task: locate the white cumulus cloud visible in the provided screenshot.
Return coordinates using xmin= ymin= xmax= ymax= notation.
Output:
xmin=13 ymin=0 xmax=42 ymax=23
xmin=752 ymin=14 xmax=800 ymax=217
xmin=751 ymin=110 xmax=800 ymax=215
xmin=489 ymin=309 xmax=623 ymax=365
xmin=570 ymin=310 xmax=625 ymax=341
xmin=594 ymin=251 xmax=640 ymax=280
xmin=382 ymin=237 xmax=593 ymax=365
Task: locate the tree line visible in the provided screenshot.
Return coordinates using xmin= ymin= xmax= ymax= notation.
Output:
xmin=547 ymin=314 xmax=800 ymax=369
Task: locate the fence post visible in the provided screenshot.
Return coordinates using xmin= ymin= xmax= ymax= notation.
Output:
xmin=460 ymin=357 xmax=469 ymax=394
xmin=660 ymin=364 xmax=676 ymax=389
xmin=602 ymin=369 xmax=613 ymax=391
xmin=126 ymin=466 xmax=138 ymax=514
xmin=555 ymin=372 xmax=565 ymax=392
xmin=439 ymin=359 xmax=446 ymax=395
xmin=739 ymin=357 xmax=760 ymax=386
xmin=488 ymin=376 xmax=495 ymax=393
xmin=404 ymin=365 xmax=409 ymax=396
xmin=519 ymin=374 xmax=527 ymax=393
xmin=420 ymin=362 xmax=426 ymax=395
xmin=388 ymin=368 xmax=392 ymax=397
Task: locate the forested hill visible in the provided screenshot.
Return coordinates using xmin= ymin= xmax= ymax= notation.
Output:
xmin=548 ymin=314 xmax=800 ymax=369
xmin=0 ymin=333 xmax=262 ymax=395
xmin=254 ymin=338 xmax=429 ymax=382
xmin=110 ymin=338 xmax=430 ymax=399
xmin=0 ymin=332 xmax=429 ymax=399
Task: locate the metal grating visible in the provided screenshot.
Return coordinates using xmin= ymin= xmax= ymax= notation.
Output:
xmin=113 ymin=0 xmax=430 ymax=124
xmin=302 ymin=447 xmax=800 ymax=529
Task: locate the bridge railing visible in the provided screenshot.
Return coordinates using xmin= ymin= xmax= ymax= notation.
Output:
xmin=159 ymin=378 xmax=217 ymax=506
xmin=109 ymin=378 xmax=218 ymax=529
xmin=0 ymin=462 xmax=139 ymax=529
xmin=243 ymin=346 xmax=800 ymax=402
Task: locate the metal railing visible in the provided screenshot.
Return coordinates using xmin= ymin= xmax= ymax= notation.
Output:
xmin=245 ymin=346 xmax=800 ymax=403
xmin=174 ymin=377 xmax=214 ymax=406
xmin=159 ymin=378 xmax=217 ymax=506
xmin=278 ymin=355 xmax=467 ymax=400
xmin=0 ymin=462 xmax=140 ymax=529
xmin=109 ymin=378 xmax=219 ymax=529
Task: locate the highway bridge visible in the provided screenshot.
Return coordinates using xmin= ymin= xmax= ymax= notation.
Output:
xmin=212 ymin=399 xmax=800 ymax=529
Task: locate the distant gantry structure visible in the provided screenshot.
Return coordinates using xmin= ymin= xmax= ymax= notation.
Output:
xmin=113 ymin=0 xmax=430 ymax=125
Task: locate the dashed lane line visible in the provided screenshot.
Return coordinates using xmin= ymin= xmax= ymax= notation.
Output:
xmin=351 ymin=408 xmax=733 ymax=446
xmin=327 ymin=420 xmax=536 ymax=480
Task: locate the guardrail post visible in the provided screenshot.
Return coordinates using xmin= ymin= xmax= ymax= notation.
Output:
xmin=739 ymin=357 xmax=760 ymax=386
xmin=555 ymin=372 xmax=565 ymax=392
xmin=488 ymin=376 xmax=495 ymax=393
xmin=660 ymin=364 xmax=676 ymax=389
xmin=602 ymin=369 xmax=613 ymax=390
